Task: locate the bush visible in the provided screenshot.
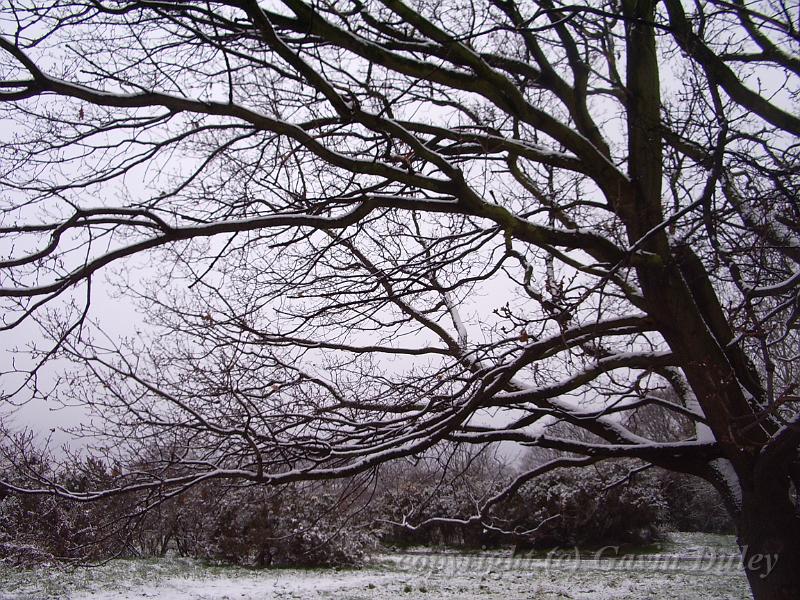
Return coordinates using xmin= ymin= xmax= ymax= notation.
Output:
xmin=502 ymin=463 xmax=668 ymax=549
xmin=374 ymin=449 xmax=512 ymax=549
xmin=0 ymin=433 xmax=731 ymax=567
xmin=0 ymin=452 xmax=131 ymax=566
xmin=0 ymin=486 xmax=124 ymax=566
xmin=165 ymin=481 xmax=375 ymax=567
xmin=375 ymin=450 xmax=672 ymax=551
xmin=657 ymin=470 xmax=734 ymax=534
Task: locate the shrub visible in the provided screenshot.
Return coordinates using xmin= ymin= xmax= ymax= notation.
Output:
xmin=502 ymin=463 xmax=669 ymax=549
xmin=374 ymin=449 xmax=511 ymax=549
xmin=656 ymin=470 xmax=734 ymax=534
xmin=0 ymin=451 xmax=129 ymax=566
xmin=167 ymin=481 xmax=375 ymax=567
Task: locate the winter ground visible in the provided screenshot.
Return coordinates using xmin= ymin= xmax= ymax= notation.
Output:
xmin=0 ymin=533 xmax=751 ymax=599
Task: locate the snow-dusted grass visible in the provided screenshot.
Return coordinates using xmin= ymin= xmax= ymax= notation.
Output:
xmin=0 ymin=533 xmax=751 ymax=599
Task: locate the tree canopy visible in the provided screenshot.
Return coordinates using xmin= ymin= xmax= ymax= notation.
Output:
xmin=1 ymin=1 xmax=799 ymax=598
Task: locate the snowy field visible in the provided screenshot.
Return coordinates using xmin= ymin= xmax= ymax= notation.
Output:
xmin=0 ymin=533 xmax=751 ymax=600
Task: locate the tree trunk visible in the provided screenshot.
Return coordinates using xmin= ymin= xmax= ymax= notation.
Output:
xmin=737 ymin=476 xmax=800 ymax=600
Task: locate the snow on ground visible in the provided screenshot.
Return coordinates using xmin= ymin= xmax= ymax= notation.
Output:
xmin=0 ymin=533 xmax=751 ymax=599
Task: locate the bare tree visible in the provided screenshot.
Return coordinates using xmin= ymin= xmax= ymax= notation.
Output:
xmin=1 ymin=1 xmax=798 ymax=597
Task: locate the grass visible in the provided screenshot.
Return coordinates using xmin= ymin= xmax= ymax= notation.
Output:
xmin=0 ymin=532 xmax=751 ymax=600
